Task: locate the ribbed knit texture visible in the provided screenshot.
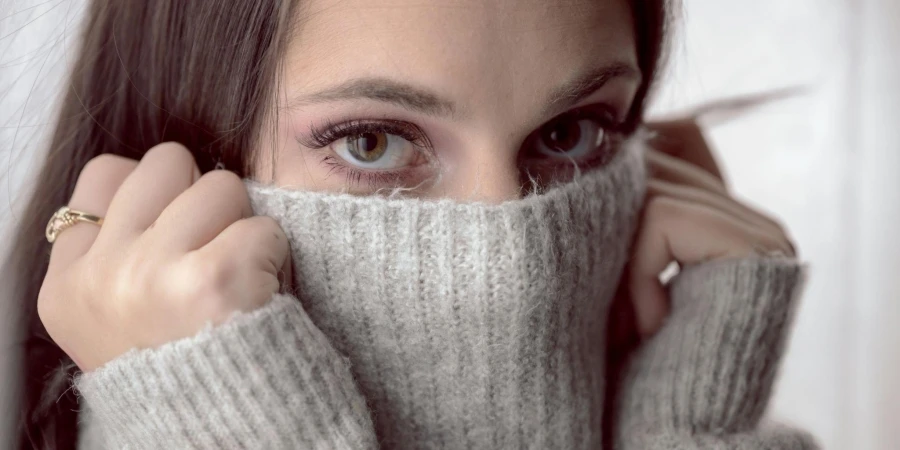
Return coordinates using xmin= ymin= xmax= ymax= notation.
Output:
xmin=75 ymin=294 xmax=377 ymax=449
xmin=614 ymin=257 xmax=819 ymax=450
xmin=74 ymin=137 xmax=819 ymax=449
xmin=239 ymin=137 xmax=647 ymax=449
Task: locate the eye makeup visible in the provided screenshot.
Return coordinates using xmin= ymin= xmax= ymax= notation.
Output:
xmin=519 ymin=103 xmax=627 ymax=182
xmin=291 ymin=101 xmax=630 ymax=194
xmin=300 ymin=118 xmax=433 ymax=151
xmin=296 ymin=118 xmax=437 ymax=190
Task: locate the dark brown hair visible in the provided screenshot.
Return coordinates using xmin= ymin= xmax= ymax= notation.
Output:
xmin=6 ymin=1 xmax=670 ymax=448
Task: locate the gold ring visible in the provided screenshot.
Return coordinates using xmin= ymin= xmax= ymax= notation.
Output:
xmin=45 ymin=206 xmax=104 ymax=243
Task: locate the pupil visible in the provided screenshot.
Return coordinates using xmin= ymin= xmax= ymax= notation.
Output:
xmin=542 ymin=120 xmax=581 ymax=152
xmin=360 ymin=133 xmax=380 ymax=153
xmin=349 ymin=132 xmax=386 ymax=162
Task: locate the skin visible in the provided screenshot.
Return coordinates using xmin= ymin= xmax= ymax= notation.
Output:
xmin=37 ymin=0 xmax=794 ymax=372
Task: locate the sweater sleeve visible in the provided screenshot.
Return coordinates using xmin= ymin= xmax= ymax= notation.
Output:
xmin=73 ymin=293 xmax=379 ymax=450
xmin=613 ymin=257 xmax=820 ymax=450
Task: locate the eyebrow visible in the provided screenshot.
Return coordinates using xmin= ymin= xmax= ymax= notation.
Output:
xmin=287 ymin=77 xmax=456 ymax=118
xmin=542 ymin=62 xmax=641 ymax=116
xmin=286 ymin=62 xmax=640 ymax=119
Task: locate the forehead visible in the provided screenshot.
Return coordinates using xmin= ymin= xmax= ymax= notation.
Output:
xmin=283 ymin=0 xmax=636 ymax=115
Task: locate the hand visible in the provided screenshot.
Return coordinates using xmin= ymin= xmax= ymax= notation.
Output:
xmin=38 ymin=143 xmax=292 ymax=372
xmin=610 ymin=119 xmax=796 ymax=348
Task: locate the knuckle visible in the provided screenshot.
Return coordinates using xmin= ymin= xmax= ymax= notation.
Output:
xmin=199 ymin=169 xmax=242 ymax=190
xmin=200 ymin=170 xmax=248 ymax=199
xmin=110 ymin=259 xmax=148 ymax=305
xmin=81 ymin=154 xmax=130 ymax=177
xmin=79 ymin=154 xmax=137 ymax=186
xmin=142 ymin=142 xmax=199 ymax=177
xmin=245 ymin=216 xmax=288 ymax=251
xmin=107 ymin=250 xmax=164 ymax=308
xmin=199 ymin=258 xmax=236 ymax=290
xmin=199 ymin=170 xmax=251 ymax=213
xmin=252 ymin=215 xmax=284 ymax=236
xmin=179 ymin=255 xmax=238 ymax=318
xmin=145 ymin=141 xmax=194 ymax=165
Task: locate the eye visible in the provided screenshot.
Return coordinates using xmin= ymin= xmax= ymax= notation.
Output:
xmin=333 ymin=131 xmax=420 ymax=170
xmin=518 ymin=106 xmax=624 ymax=186
xmin=531 ymin=116 xmax=607 ymax=160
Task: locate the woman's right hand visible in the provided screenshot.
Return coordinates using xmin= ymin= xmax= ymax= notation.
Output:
xmin=38 ymin=142 xmax=292 ymax=372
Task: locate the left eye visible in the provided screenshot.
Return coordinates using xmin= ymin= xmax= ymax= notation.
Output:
xmin=530 ymin=116 xmax=607 ymax=159
xmin=333 ymin=132 xmax=419 ymax=169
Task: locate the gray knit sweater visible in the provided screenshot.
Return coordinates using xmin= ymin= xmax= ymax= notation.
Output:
xmin=74 ymin=138 xmax=819 ymax=449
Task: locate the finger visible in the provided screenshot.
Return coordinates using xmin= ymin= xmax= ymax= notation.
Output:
xmin=197 ymin=215 xmax=290 ymax=304
xmin=646 ymin=179 xmax=790 ymax=249
xmin=647 ymin=151 xmax=797 ymax=256
xmin=150 ymin=170 xmax=252 ymax=251
xmin=102 ymin=142 xmax=200 ymax=241
xmin=279 ymin=241 xmax=295 ymax=295
xmin=647 ymin=118 xmax=726 ymax=182
xmin=629 ymin=196 xmax=788 ymax=336
xmin=46 ymin=154 xmax=137 ymax=278
xmin=646 ymin=148 xmax=729 ymax=195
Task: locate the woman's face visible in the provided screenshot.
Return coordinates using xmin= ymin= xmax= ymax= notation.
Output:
xmin=255 ymin=0 xmax=639 ymax=203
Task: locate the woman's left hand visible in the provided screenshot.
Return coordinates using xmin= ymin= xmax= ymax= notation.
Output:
xmin=615 ymin=118 xmax=796 ymax=341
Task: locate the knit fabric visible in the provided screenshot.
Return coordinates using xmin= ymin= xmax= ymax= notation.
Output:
xmin=74 ymin=137 xmax=819 ymax=449
xmin=613 ymin=258 xmax=819 ymax=450
xmin=75 ymin=295 xmax=377 ymax=449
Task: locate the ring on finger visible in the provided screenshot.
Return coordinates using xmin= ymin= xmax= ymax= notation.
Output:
xmin=46 ymin=206 xmax=105 ymax=243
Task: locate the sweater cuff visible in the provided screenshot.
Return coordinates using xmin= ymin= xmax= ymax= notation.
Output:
xmin=616 ymin=257 xmax=816 ymax=447
xmin=74 ymin=294 xmax=377 ymax=450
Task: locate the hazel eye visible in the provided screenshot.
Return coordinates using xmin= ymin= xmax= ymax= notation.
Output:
xmin=333 ymin=132 xmax=420 ymax=169
xmin=532 ymin=117 xmax=606 ymax=159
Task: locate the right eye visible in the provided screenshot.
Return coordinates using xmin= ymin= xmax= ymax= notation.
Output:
xmin=296 ymin=118 xmax=436 ymax=191
xmin=332 ymin=131 xmax=421 ymax=170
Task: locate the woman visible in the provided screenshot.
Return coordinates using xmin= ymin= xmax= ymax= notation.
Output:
xmin=8 ymin=0 xmax=818 ymax=448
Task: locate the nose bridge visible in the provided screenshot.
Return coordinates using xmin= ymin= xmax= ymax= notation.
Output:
xmin=443 ymin=146 xmax=521 ymax=204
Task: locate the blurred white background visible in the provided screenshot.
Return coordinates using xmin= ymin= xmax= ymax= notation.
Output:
xmin=1 ymin=1 xmax=898 ymax=449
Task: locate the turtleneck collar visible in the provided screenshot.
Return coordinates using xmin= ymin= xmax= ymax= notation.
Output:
xmin=245 ymin=136 xmax=647 ymax=448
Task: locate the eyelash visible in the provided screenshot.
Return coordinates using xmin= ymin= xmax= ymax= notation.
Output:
xmin=298 ymin=119 xmax=434 ymax=188
xmin=301 ymin=118 xmax=431 ymax=150
xmin=519 ymin=105 xmax=626 ymax=179
xmin=532 ymin=105 xmax=622 ymax=151
xmin=296 ymin=104 xmax=626 ymax=189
